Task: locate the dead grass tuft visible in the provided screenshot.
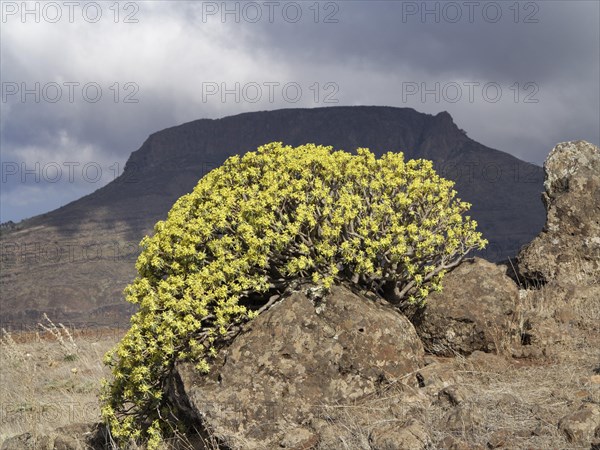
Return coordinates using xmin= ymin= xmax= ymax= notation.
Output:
xmin=0 ymin=321 xmax=124 ymax=446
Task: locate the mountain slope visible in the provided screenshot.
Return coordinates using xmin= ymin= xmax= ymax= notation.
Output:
xmin=0 ymin=106 xmax=545 ymax=327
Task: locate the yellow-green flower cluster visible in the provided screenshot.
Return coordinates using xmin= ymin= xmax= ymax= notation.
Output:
xmin=101 ymin=142 xmax=486 ymax=447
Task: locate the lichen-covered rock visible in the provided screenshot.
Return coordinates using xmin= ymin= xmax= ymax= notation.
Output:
xmin=438 ymin=435 xmax=480 ymax=450
xmin=436 ymin=385 xmax=471 ymax=407
xmin=278 ymin=427 xmax=319 ymax=450
xmin=444 ymin=405 xmax=483 ymax=434
xmin=518 ymin=140 xmax=600 ymax=285
xmin=369 ymin=419 xmax=432 ymax=450
xmin=558 ymin=403 xmax=600 ymax=446
xmin=412 ymin=258 xmax=519 ymax=356
xmin=416 ymin=360 xmax=462 ymax=396
xmin=169 ymin=284 xmax=424 ymax=449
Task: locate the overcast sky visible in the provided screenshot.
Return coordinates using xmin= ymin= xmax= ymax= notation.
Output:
xmin=1 ymin=0 xmax=599 ymax=223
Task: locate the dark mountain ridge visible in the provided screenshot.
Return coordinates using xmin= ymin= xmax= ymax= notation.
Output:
xmin=0 ymin=106 xmax=545 ymax=327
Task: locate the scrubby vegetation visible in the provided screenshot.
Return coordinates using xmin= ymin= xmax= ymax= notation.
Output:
xmin=101 ymin=142 xmax=486 ymax=447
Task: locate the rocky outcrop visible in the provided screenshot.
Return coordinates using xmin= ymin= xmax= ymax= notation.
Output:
xmin=169 ymin=284 xmax=425 ymax=449
xmin=516 ymin=141 xmax=600 ymax=449
xmin=412 ymin=258 xmax=519 ymax=356
xmin=513 ymin=140 xmax=600 ymax=361
xmin=518 ymin=140 xmax=600 ymax=285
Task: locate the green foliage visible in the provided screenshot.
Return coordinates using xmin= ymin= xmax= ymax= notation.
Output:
xmin=101 ymin=142 xmax=486 ymax=447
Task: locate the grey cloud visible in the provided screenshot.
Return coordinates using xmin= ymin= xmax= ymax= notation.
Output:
xmin=251 ymin=1 xmax=599 ymax=83
xmin=0 ymin=0 xmax=598 ymax=222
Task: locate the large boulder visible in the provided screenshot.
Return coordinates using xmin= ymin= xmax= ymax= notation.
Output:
xmin=518 ymin=140 xmax=600 ymax=285
xmin=168 ymin=283 xmax=425 ymax=449
xmin=412 ymin=258 xmax=519 ymax=356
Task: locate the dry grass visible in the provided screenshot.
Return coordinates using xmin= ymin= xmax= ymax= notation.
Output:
xmin=306 ymin=334 xmax=599 ymax=449
xmin=425 ymin=347 xmax=598 ymax=448
xmin=2 ymin=322 xmax=597 ymax=450
xmin=0 ymin=322 xmax=228 ymax=449
xmin=2 ymin=272 xmax=599 ymax=450
xmin=0 ymin=323 xmax=124 ymax=445
xmin=303 ymin=271 xmax=600 ymax=450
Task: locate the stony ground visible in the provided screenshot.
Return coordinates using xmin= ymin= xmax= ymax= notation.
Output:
xmin=310 ymin=324 xmax=600 ymax=449
xmin=283 ymin=279 xmax=600 ymax=450
xmin=1 ymin=280 xmax=598 ymax=450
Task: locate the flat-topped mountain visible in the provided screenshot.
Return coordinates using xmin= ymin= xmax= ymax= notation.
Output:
xmin=0 ymin=106 xmax=545 ymax=327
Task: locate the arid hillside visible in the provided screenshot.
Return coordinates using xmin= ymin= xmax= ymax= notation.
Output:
xmin=0 ymin=106 xmax=545 ymax=328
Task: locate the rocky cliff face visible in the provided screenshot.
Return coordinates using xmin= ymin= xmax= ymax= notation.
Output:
xmin=0 ymin=106 xmax=545 ymax=327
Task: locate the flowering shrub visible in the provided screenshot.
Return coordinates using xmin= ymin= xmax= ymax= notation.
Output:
xmin=101 ymin=142 xmax=486 ymax=447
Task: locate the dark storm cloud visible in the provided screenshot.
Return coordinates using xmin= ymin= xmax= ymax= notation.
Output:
xmin=239 ymin=0 xmax=599 ymax=163
xmin=251 ymin=1 xmax=599 ymax=83
xmin=0 ymin=0 xmax=598 ymax=222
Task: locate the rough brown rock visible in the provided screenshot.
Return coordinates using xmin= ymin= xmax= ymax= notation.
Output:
xmin=412 ymin=258 xmax=519 ymax=356
xmin=511 ymin=141 xmax=600 ymax=364
xmin=444 ymin=405 xmax=483 ymax=434
xmin=306 ymin=419 xmax=339 ymax=449
xmin=369 ymin=419 xmax=431 ymax=450
xmin=436 ymin=385 xmax=471 ymax=407
xmin=278 ymin=427 xmax=319 ymax=449
xmin=558 ymin=403 xmax=600 ymax=446
xmin=416 ymin=360 xmax=462 ymax=396
xmin=518 ymin=140 xmax=600 ymax=285
xmin=466 ymin=351 xmax=513 ymax=374
xmin=548 ymin=283 xmax=600 ymax=330
xmin=486 ymin=430 xmax=511 ymax=448
xmin=169 ymin=284 xmax=424 ymax=449
xmin=438 ymin=435 xmax=479 ymax=450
